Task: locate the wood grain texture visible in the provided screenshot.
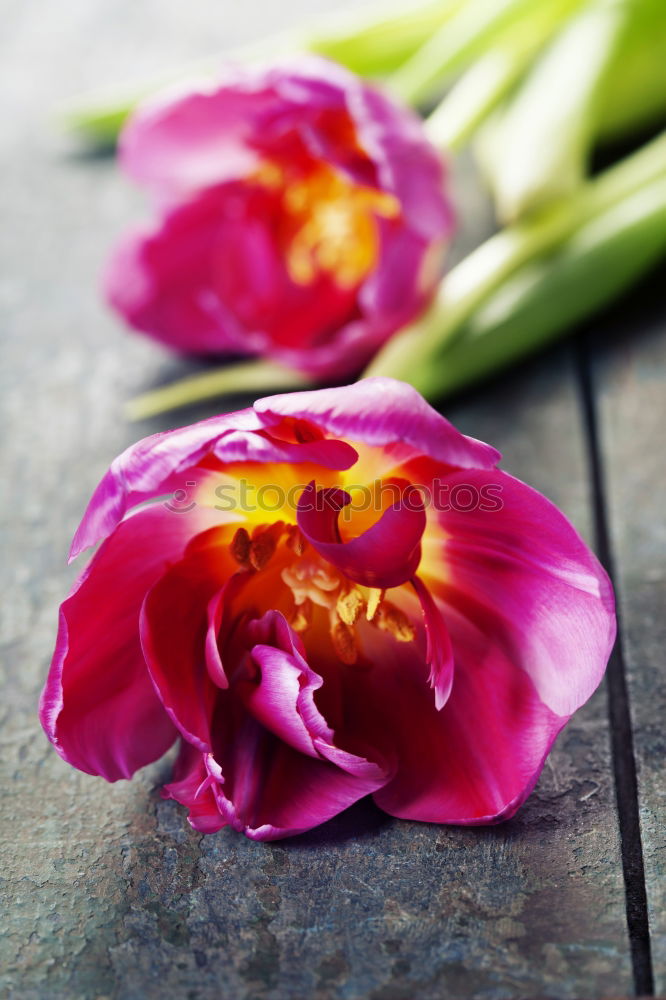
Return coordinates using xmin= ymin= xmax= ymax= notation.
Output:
xmin=0 ymin=1 xmax=649 ymax=997
xmin=591 ymin=275 xmax=666 ymax=994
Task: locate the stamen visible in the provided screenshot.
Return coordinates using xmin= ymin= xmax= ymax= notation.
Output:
xmin=336 ymin=588 xmax=366 ymax=626
xmin=312 ymin=568 xmax=340 ymax=592
xmin=366 ymin=588 xmax=385 ymax=622
xmin=231 ymin=527 xmax=251 ymax=566
xmin=330 ymin=620 xmax=358 ymax=665
xmin=249 ymin=531 xmax=277 ymax=571
xmin=286 ymin=525 xmax=306 ymax=556
xmin=281 ymin=560 xmax=340 ymax=609
xmin=374 ymin=602 xmax=416 ymax=643
xmin=290 ymin=599 xmax=313 ymax=633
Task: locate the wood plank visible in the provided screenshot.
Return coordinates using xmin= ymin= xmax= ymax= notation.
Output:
xmin=0 ymin=1 xmax=635 ymax=997
xmin=591 ymin=274 xmax=666 ymax=994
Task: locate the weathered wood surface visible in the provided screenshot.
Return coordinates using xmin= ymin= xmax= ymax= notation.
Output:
xmin=592 ymin=278 xmax=666 ymax=995
xmin=0 ymin=1 xmax=661 ymax=997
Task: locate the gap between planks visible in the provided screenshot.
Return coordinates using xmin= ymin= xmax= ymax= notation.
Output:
xmin=575 ymin=332 xmax=655 ymax=997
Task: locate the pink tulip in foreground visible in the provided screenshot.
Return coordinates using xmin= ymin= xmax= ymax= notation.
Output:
xmin=40 ymin=379 xmax=615 ymax=840
xmin=104 ymin=58 xmax=452 ymax=378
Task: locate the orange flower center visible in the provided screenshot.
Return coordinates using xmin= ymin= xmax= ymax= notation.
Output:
xmin=254 ymin=160 xmax=401 ymax=289
xmin=228 ymin=522 xmax=416 ymax=666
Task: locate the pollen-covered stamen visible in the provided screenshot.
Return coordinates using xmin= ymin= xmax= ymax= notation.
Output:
xmin=286 ymin=525 xmax=307 ymax=556
xmin=332 ymin=586 xmax=416 ymax=664
xmin=330 ymin=619 xmax=358 ymax=665
xmin=366 ymin=588 xmax=384 ymax=622
xmin=374 ymin=601 xmax=416 ymax=643
xmin=279 ymin=544 xmax=418 ymax=663
xmin=281 ymin=559 xmax=340 ymax=610
xmin=249 ymin=532 xmax=277 ymax=571
xmin=289 ymin=599 xmax=313 ymax=634
xmin=231 ymin=527 xmax=251 ymax=566
xmin=336 ymin=587 xmax=366 ymax=626
xmin=230 ymin=523 xmax=283 ymax=571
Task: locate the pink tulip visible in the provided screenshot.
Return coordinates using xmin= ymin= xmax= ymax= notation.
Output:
xmin=40 ymin=379 xmax=615 ymax=840
xmin=104 ymin=58 xmax=453 ymax=378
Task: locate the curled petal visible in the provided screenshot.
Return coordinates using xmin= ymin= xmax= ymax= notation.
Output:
xmin=70 ymin=411 xmax=357 ymax=558
xmin=166 ymin=605 xmax=389 ymax=840
xmin=297 ymin=481 xmax=426 ymax=588
xmin=239 ymin=610 xmax=385 ymax=781
xmin=162 ymin=742 xmax=227 ymax=834
xmin=238 ymin=610 xmax=328 ymax=758
xmin=412 ymin=575 xmax=454 ymax=711
xmin=204 ymin=706 xmax=387 ymax=841
xmin=256 ymin=378 xmax=499 ymax=470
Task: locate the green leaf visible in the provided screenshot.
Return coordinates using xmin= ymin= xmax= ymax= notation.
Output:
xmin=412 ymin=176 xmax=666 ymax=399
xmin=365 ymin=130 xmax=666 ymax=382
xmin=475 ymin=0 xmax=633 ymax=222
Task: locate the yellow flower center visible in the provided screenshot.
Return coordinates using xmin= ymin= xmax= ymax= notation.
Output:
xmin=229 ymin=524 xmax=416 ymax=667
xmin=255 ymin=160 xmax=401 ymax=290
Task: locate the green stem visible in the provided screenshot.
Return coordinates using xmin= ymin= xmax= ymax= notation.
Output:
xmin=476 ymin=0 xmax=633 ymax=222
xmin=593 ymin=0 xmax=666 ymax=142
xmin=387 ymin=0 xmax=557 ymax=107
xmin=307 ymin=0 xmax=463 ymax=76
xmin=365 ymin=129 xmax=666 ymax=380
xmin=424 ymin=0 xmax=585 ymax=152
xmin=409 ymin=174 xmax=666 ymax=400
xmin=126 ymin=360 xmax=310 ymax=421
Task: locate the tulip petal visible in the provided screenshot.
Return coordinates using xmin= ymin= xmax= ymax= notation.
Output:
xmin=140 ymin=541 xmax=240 ymax=751
xmin=412 ymin=576 xmax=454 ymax=711
xmin=207 ymin=701 xmax=387 ymax=841
xmin=297 ymin=481 xmax=426 ymax=588
xmin=237 ymin=610 xmax=330 ymax=758
xmin=103 ymin=211 xmax=246 ymax=356
xmin=238 ymin=610 xmax=386 ymax=781
xmin=348 ymin=82 xmax=453 ymax=241
xmin=38 ymin=506 xmax=213 ymax=781
xmin=105 ymin=181 xmax=364 ymax=365
xmin=162 ymin=742 xmax=227 ymax=834
xmin=164 ymin=707 xmax=387 ymax=841
xmin=119 ymin=72 xmax=273 ymax=202
xmin=366 ymin=470 xmax=615 ymax=823
xmin=71 ymin=410 xmax=357 ymax=558
xmin=120 ymin=56 xmax=375 ymax=201
xmin=430 ymin=469 xmax=616 ymax=716
xmin=359 ymin=226 xmax=428 ymax=320
xmin=367 ymin=620 xmax=564 ymax=824
xmin=256 ymin=378 xmax=499 ymax=470
xmin=205 ymin=587 xmax=230 ymax=690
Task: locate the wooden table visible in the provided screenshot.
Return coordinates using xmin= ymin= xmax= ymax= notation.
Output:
xmin=1 ymin=1 xmax=663 ymax=997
